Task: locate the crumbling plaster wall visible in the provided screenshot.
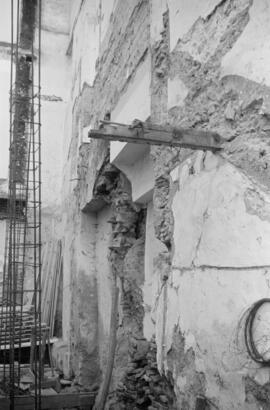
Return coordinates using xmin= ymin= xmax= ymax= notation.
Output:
xmin=61 ymin=0 xmax=270 ymax=407
xmin=61 ymin=0 xmax=151 ymax=386
xmin=159 ymin=152 xmax=270 ymax=409
xmin=149 ymin=0 xmax=270 ymax=408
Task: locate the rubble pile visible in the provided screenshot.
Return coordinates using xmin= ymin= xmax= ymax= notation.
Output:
xmin=109 ymin=338 xmax=177 ymax=410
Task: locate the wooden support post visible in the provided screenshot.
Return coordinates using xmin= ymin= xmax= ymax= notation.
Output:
xmin=89 ymin=120 xmax=225 ymax=152
xmin=40 ymin=328 xmax=48 ymax=380
xmin=0 ymin=392 xmax=96 ymax=410
xmin=29 ymin=328 xmax=35 ymax=373
xmin=47 ymin=329 xmax=55 ymax=377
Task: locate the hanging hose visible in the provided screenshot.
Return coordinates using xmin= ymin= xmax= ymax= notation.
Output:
xmin=244 ymin=298 xmax=270 ymax=365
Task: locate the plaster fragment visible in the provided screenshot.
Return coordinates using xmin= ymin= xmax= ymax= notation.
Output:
xmin=204 ymin=152 xmax=221 ymax=171
xmin=150 ymin=0 xmax=168 ymax=42
xmin=244 ymin=188 xmax=270 ymax=223
xmin=224 ymin=101 xmax=236 ymax=120
xmin=173 ymin=158 xmax=270 ymax=268
xmin=254 ymin=368 xmax=270 ymax=386
xmin=221 ymin=0 xmax=270 ymax=87
xmin=177 ymin=374 xmax=187 ymax=390
xmin=194 ymin=151 xmax=205 ymax=174
xmin=168 ymin=77 xmax=189 ymax=110
xmin=168 ymin=0 xmax=223 ymax=51
xmin=196 ymin=165 xmax=270 ymax=267
xmin=170 ymin=166 xmax=180 ymax=183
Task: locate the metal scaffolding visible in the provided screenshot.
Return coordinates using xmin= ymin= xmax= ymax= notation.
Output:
xmin=0 ymin=0 xmax=42 ymax=409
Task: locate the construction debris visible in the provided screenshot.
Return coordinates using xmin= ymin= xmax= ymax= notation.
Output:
xmin=40 ymin=240 xmax=62 ymax=337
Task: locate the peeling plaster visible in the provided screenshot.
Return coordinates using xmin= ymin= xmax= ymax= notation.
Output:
xmin=161 ymin=267 xmax=270 ymax=409
xmin=171 ymin=153 xmax=270 ymax=268
xmin=244 ymin=188 xmax=270 ymax=223
xmin=168 ymin=0 xmax=223 ymax=51
xmin=168 ymin=77 xmax=189 ymax=110
xmin=221 ymin=0 xmax=270 ymax=87
xmin=57 ymin=0 xmax=270 ymax=407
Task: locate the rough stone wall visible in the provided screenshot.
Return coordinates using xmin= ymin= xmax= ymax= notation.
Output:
xmin=94 ymin=168 xmax=177 ymax=410
xmin=61 ymin=0 xmax=151 ymax=386
xmin=60 ymin=0 xmax=270 ymax=408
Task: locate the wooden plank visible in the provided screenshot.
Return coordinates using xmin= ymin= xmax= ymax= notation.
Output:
xmin=0 ymin=392 xmax=96 ymax=409
xmin=0 ymin=324 xmax=49 ymax=348
xmin=89 ymin=120 xmax=225 ymax=152
xmin=0 ymin=336 xmax=58 ymax=350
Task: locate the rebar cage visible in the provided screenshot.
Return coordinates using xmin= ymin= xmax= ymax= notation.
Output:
xmin=0 ymin=1 xmax=42 ymax=409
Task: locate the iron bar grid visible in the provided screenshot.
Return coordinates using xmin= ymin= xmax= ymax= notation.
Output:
xmin=0 ymin=1 xmax=42 ymax=409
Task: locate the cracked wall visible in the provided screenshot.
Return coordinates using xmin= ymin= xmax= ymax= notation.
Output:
xmin=159 ymin=151 xmax=270 ymax=409
xmin=150 ymin=0 xmax=270 ymax=408
xmin=58 ymin=0 xmax=270 ymax=408
xmin=60 ymin=0 xmax=152 ymax=386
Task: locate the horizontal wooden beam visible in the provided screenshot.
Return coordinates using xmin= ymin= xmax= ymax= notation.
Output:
xmin=0 ymin=392 xmax=96 ymax=410
xmin=89 ymin=120 xmax=225 ymax=152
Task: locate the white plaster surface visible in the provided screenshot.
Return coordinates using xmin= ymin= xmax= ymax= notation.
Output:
xmin=40 ymin=30 xmax=70 ymax=99
xmin=69 ymin=0 xmax=118 ymax=91
xmin=110 ymin=55 xmax=151 ymax=163
xmin=168 ymin=78 xmax=189 ymax=110
xmin=0 ymin=0 xmax=18 ymax=43
xmin=143 ymin=201 xmax=167 ymax=340
xmin=62 ymin=211 xmax=96 ymax=342
xmin=71 ymin=0 xmax=99 ymax=89
xmin=221 ymin=0 xmax=270 ymax=87
xmin=161 ymin=267 xmax=270 ymax=409
xmin=154 ymin=151 xmax=270 ymax=406
xmin=172 ymin=152 xmax=270 ymax=268
xmin=38 ymin=15 xmax=70 ymax=241
xmin=78 ymin=212 xmax=97 ymax=342
xmin=114 ymin=148 xmax=155 ymax=204
xmin=42 ymin=0 xmax=71 ymax=34
xmin=100 ymin=0 xmax=118 ymax=45
xmin=41 ymin=101 xmax=67 ymax=211
xmin=69 ymin=0 xmax=82 ymax=29
xmin=168 ymin=0 xmax=222 ymax=51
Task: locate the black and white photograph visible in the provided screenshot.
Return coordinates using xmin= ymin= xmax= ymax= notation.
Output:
xmin=0 ymin=1 xmax=270 ymax=409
